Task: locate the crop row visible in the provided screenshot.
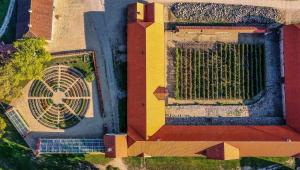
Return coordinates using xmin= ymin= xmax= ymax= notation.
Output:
xmin=174 ymin=43 xmax=265 ymax=100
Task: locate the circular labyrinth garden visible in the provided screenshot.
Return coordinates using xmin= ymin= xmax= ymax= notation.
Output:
xmin=28 ymin=66 xmax=91 ymax=129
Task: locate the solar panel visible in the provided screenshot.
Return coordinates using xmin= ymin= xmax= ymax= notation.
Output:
xmin=37 ymin=138 xmax=105 ymax=154
xmin=5 ymin=108 xmax=30 ymax=137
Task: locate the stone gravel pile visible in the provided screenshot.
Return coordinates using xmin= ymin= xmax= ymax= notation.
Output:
xmin=171 ymin=3 xmax=284 ymax=24
xmin=166 ymin=117 xmax=285 ymax=126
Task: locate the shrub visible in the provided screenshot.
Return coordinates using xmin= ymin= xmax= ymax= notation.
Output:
xmin=0 ymin=115 xmax=7 ymax=138
xmin=71 ymin=61 xmax=95 ymax=82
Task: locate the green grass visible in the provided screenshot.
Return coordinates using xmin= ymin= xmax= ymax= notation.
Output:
xmin=241 ymin=157 xmax=295 ymax=169
xmin=118 ymin=97 xmax=127 ymax=133
xmin=124 ymin=157 xmax=240 ymax=170
xmin=0 ymin=0 xmax=16 ymax=43
xmin=84 ymin=153 xmax=112 ymax=165
xmin=124 ymin=157 xmax=295 ymax=170
xmin=50 ymin=54 xmax=96 ymax=82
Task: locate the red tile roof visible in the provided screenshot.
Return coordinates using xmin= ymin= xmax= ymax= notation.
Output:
xmin=16 ymin=0 xmax=53 ymax=40
xmin=149 ymin=125 xmax=300 ymax=141
xmin=283 ymin=25 xmax=300 ymax=132
xmin=126 ymin=4 xmax=300 ymax=157
xmin=29 ymin=0 xmax=53 ymax=39
xmin=127 ymin=22 xmax=147 ymax=141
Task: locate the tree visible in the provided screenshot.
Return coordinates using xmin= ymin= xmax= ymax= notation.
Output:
xmin=0 ymin=43 xmax=15 ymax=65
xmin=11 ymin=38 xmax=52 ymax=81
xmin=0 ymin=38 xmax=52 ymax=102
xmin=0 ymin=116 xmax=7 ymax=138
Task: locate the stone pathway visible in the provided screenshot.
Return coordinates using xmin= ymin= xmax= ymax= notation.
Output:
xmin=0 ymin=0 xmax=15 ymax=38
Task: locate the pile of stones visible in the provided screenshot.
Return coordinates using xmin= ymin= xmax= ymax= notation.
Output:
xmin=171 ymin=3 xmax=284 ymax=24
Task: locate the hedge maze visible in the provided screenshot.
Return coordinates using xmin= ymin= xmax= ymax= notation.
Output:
xmin=174 ymin=43 xmax=265 ymax=100
xmin=28 ymin=66 xmax=90 ymax=129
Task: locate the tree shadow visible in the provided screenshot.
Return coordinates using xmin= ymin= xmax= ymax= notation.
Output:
xmin=240 ymin=157 xmax=294 ymax=170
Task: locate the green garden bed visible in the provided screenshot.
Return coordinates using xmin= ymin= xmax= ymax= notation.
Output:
xmin=174 ymin=43 xmax=265 ymax=102
xmin=50 ymin=54 xmax=95 ymax=82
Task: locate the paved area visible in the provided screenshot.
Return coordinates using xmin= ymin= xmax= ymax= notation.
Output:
xmin=47 ymin=0 xmax=102 ymax=51
xmin=0 ymin=0 xmax=15 ymax=38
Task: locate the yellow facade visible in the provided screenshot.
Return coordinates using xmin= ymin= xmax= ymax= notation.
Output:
xmin=151 ymin=3 xmax=164 ymax=24
xmin=223 ymin=143 xmax=240 ymax=160
xmin=136 ymin=3 xmax=145 ymax=21
xmin=114 ymin=134 xmax=128 ymax=158
xmin=145 ymin=3 xmax=165 ymax=139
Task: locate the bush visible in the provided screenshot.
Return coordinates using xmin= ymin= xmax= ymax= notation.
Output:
xmin=0 ymin=116 xmax=6 ymax=138
xmin=71 ymin=61 xmax=95 ymax=82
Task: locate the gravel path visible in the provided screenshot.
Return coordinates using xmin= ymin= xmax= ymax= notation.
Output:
xmin=0 ymin=0 xmax=15 ymax=38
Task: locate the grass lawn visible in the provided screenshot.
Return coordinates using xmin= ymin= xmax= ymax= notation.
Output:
xmin=84 ymin=153 xmax=112 ymax=165
xmin=0 ymin=0 xmax=16 ymax=43
xmin=124 ymin=157 xmax=295 ymax=170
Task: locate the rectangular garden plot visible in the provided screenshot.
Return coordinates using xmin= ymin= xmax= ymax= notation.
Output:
xmin=173 ymin=43 xmax=265 ymax=102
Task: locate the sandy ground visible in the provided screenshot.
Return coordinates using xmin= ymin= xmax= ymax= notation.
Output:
xmin=47 ymin=0 xmax=103 ymax=52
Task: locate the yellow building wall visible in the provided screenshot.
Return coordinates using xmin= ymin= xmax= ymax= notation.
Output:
xmin=136 ymin=3 xmax=145 ymax=21
xmin=223 ymin=143 xmax=240 ymax=160
xmin=115 ymin=134 xmax=128 ymax=158
xmin=145 ymin=13 xmax=165 ymax=139
xmin=152 ymin=3 xmax=164 ymax=24
xmin=127 ymin=141 xmax=300 ymax=157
